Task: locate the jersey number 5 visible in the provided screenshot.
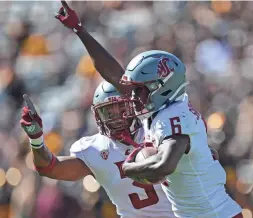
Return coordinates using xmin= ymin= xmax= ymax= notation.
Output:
xmin=115 ymin=161 xmax=159 ymax=209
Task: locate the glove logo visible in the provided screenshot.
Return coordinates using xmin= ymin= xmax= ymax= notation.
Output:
xmin=26 ymin=125 xmax=36 ymax=133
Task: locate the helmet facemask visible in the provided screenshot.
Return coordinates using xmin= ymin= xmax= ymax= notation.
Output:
xmin=120 ymin=50 xmax=189 ymax=120
xmin=120 ymin=79 xmax=161 ymax=120
xmin=91 ymin=96 xmax=141 ymax=143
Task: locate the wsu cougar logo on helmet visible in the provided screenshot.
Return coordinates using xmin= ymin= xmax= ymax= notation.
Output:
xmin=157 ymin=57 xmax=174 ymax=78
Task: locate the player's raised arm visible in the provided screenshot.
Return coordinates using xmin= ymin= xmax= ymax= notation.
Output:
xmin=20 ymin=95 xmax=92 ymax=181
xmin=54 ymin=1 xmax=125 ymax=93
xmin=122 ymin=135 xmax=189 ymax=179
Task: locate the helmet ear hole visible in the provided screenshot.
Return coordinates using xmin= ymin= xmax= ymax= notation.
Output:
xmin=161 ymin=90 xmax=172 ymax=96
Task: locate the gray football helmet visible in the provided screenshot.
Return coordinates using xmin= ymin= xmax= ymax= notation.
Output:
xmin=91 ymin=81 xmax=141 ymax=145
xmin=120 ymin=50 xmax=189 ymax=119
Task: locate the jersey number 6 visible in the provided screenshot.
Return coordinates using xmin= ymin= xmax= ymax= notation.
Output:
xmin=170 ymin=117 xmax=182 ymax=135
xmin=115 ymin=161 xmax=159 ymax=209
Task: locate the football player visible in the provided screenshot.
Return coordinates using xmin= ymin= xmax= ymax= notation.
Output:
xmin=20 ymin=81 xmax=176 ymax=218
xmin=119 ymin=51 xmax=243 ymax=218
xmin=54 ymin=2 xmax=237 ymax=217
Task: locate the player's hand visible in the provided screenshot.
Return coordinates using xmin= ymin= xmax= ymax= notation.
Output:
xmin=123 ymin=148 xmax=149 ymax=184
xmin=20 ymin=94 xmax=43 ymax=139
xmin=54 ymin=0 xmax=82 ymax=33
xmin=123 ymin=150 xmax=152 ymax=184
xmin=125 ymin=147 xmax=143 ymax=163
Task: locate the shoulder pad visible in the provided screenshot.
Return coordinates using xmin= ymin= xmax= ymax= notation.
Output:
xmin=70 ymin=134 xmax=99 ymax=153
xmin=70 ymin=133 xmax=112 ymax=153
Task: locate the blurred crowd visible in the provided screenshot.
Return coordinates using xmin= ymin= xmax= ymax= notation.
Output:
xmin=1 ymin=1 xmax=253 ymax=218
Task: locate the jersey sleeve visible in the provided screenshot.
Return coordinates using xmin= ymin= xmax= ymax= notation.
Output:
xmin=69 ymin=134 xmax=112 ymax=179
xmin=69 ymin=136 xmax=96 ymax=167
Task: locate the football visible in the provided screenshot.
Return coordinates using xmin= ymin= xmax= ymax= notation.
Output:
xmin=135 ymin=147 xmax=158 ymax=162
xmin=135 ymin=147 xmax=166 ymax=184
